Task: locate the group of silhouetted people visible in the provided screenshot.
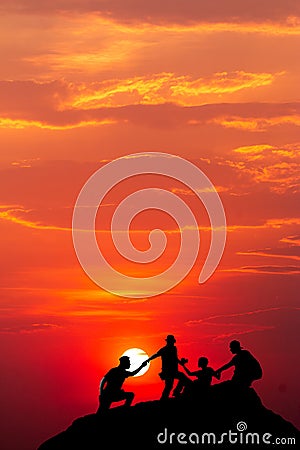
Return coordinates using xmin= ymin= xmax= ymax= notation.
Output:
xmin=98 ymin=335 xmax=263 ymax=412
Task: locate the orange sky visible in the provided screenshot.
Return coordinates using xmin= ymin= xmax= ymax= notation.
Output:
xmin=0 ymin=2 xmax=300 ymax=449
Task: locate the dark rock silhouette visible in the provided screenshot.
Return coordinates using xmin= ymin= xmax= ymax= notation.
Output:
xmin=38 ymin=383 xmax=299 ymax=449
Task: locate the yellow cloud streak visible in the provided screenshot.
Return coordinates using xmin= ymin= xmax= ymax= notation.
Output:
xmin=214 ymin=115 xmax=300 ymax=131
xmin=171 ymin=186 xmax=229 ymax=195
xmin=233 ymin=143 xmax=300 ymax=157
xmin=265 ymin=218 xmax=300 ymax=228
xmin=0 ymin=117 xmax=118 ymax=130
xmin=0 ymin=209 xmax=70 ymax=231
xmin=1 ymin=207 xmax=300 ymax=234
xmin=147 ymin=19 xmax=300 ymax=36
xmin=254 ymin=162 xmax=299 ymax=184
xmin=280 ymin=236 xmax=300 ymax=245
xmin=61 ymin=14 xmax=300 ymax=37
xmin=170 ymin=72 xmax=276 ymax=98
xmin=234 ymin=144 xmax=274 ymax=154
xmin=70 ymin=71 xmax=279 ymax=109
xmin=71 ymin=74 xmax=173 ymax=108
xmin=229 ymin=144 xmax=300 ymax=191
xmin=227 ymin=219 xmax=300 ymax=232
xmin=237 ymin=251 xmax=300 ymax=262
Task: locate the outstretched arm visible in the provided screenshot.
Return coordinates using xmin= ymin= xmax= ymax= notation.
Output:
xmin=212 ymin=370 xmax=221 ymax=380
xmin=216 ymin=359 xmax=234 ymax=374
xmin=178 ymin=357 xmax=188 ymax=366
xmin=182 ymin=363 xmax=195 ymax=376
xmin=145 ymin=352 xmax=160 ymax=363
xmin=127 ymin=360 xmax=148 ymax=377
xmin=182 ymin=364 xmax=191 ymax=376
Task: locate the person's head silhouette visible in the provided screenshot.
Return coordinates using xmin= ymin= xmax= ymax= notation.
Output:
xmin=119 ymin=355 xmax=131 ymax=369
xmin=165 ymin=335 xmax=176 ymax=346
xmin=229 ymin=340 xmax=243 ymax=354
xmin=198 ymin=357 xmax=209 ymax=368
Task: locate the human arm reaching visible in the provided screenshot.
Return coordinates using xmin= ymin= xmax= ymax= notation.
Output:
xmin=181 ymin=359 xmax=196 ymax=376
xmin=146 ymin=352 xmax=159 ymax=363
xmin=215 ymin=359 xmax=234 ymax=378
xmin=144 ymin=349 xmax=162 ymax=365
xmin=127 ymin=360 xmax=148 ymax=377
xmin=178 ymin=357 xmax=188 ymax=366
xmin=212 ymin=370 xmax=221 ymax=380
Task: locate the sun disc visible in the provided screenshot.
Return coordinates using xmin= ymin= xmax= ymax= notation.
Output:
xmin=121 ymin=347 xmax=150 ymax=377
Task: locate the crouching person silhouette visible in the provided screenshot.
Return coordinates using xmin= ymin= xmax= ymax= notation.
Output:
xmin=145 ymin=335 xmax=190 ymax=400
xmin=98 ymin=355 xmax=147 ymax=412
xmin=182 ymin=356 xmax=220 ymax=398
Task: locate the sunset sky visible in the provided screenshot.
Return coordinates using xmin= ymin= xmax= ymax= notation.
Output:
xmin=0 ymin=1 xmax=300 ymax=449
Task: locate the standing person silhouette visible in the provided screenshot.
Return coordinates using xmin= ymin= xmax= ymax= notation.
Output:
xmin=146 ymin=335 xmax=189 ymax=400
xmin=216 ymin=340 xmax=263 ymax=387
xmin=98 ymin=355 xmax=147 ymax=412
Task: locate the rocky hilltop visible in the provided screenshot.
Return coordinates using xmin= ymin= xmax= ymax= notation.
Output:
xmin=38 ymin=382 xmax=299 ymax=449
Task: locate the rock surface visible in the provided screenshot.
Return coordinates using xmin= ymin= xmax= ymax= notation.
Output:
xmin=38 ymin=382 xmax=299 ymax=449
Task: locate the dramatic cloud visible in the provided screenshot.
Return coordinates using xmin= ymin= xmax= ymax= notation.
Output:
xmin=0 ymin=74 xmax=285 ymax=113
xmin=71 ymin=72 xmax=282 ymax=108
xmin=1 ymin=78 xmax=300 ymax=130
xmin=219 ymin=143 xmax=300 ymax=194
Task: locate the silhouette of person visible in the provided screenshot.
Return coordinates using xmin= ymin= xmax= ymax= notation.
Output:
xmin=98 ymin=355 xmax=147 ymax=412
xmin=216 ymin=340 xmax=263 ymax=388
xmin=145 ymin=335 xmax=190 ymax=400
xmin=182 ymin=356 xmax=220 ymax=396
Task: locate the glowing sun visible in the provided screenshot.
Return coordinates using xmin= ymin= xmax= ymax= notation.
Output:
xmin=121 ymin=348 xmax=150 ymax=377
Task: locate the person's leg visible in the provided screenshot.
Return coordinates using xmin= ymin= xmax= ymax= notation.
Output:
xmin=160 ymin=377 xmax=174 ymax=400
xmin=123 ymin=391 xmax=134 ymax=407
xmin=97 ymin=393 xmax=112 ymax=412
xmin=115 ymin=389 xmax=135 ymax=407
xmin=172 ymin=371 xmax=190 ymax=397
